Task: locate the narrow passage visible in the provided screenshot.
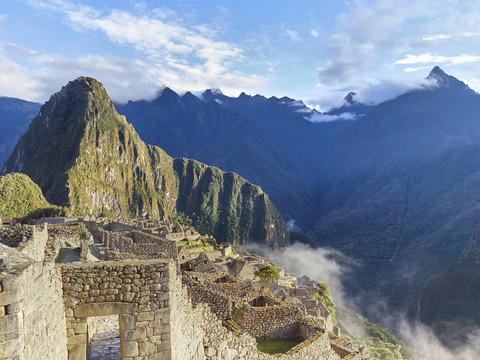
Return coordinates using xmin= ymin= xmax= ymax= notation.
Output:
xmin=89 ymin=315 xmax=120 ymax=360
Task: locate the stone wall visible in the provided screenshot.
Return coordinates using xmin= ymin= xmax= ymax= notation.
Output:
xmin=169 ymin=274 xmax=260 ymax=360
xmin=0 ymin=240 xmax=68 ymax=360
xmin=100 ymin=230 xmax=178 ymax=261
xmin=0 ymin=221 xmax=370 ymax=360
xmin=232 ymin=302 xmax=303 ymax=340
xmin=61 ymin=260 xmax=176 ymax=360
xmin=183 ymin=274 xmax=232 ymax=320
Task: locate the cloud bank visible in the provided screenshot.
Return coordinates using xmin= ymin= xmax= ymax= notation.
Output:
xmin=247 ymin=242 xmax=480 ymax=359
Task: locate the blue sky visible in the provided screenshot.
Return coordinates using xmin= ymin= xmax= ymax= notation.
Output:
xmin=2 ymin=0 xmax=480 ymax=109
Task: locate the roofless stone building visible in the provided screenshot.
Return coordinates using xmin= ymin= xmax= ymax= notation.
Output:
xmin=0 ymin=219 xmax=372 ymax=360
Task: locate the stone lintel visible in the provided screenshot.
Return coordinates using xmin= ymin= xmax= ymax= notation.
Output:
xmin=74 ymin=302 xmax=137 ymax=317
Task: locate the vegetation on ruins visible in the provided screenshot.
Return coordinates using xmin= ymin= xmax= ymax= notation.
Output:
xmin=254 ymin=265 xmax=280 ymax=283
xmin=256 ymin=338 xmax=304 ymax=354
xmin=311 ymin=282 xmax=336 ymax=319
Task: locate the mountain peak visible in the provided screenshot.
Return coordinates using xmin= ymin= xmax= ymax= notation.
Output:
xmin=201 ymin=88 xmax=228 ymax=103
xmin=426 ymin=66 xmax=471 ymax=91
xmin=157 ymin=87 xmax=179 ymax=99
xmin=344 ymin=92 xmax=357 ymax=105
xmin=427 ymin=66 xmax=449 ymax=82
xmin=182 ymin=91 xmax=203 ymax=106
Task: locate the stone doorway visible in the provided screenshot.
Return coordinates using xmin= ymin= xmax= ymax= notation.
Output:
xmin=88 ymin=315 xmax=121 ymax=360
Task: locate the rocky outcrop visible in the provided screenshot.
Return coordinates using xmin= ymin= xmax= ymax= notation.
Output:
xmin=1 ymin=77 xmax=287 ymax=247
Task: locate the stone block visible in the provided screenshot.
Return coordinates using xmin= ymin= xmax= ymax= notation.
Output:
xmin=0 ymin=337 xmax=22 ymax=358
xmin=120 ymin=314 xmax=135 ymax=330
xmin=74 ymin=322 xmax=87 ymax=334
xmin=68 ymin=342 xmax=86 ymax=360
xmin=65 ymin=308 xmax=74 ymax=318
xmin=137 ymin=311 xmax=154 ymax=322
xmin=154 ymin=308 xmax=170 ymax=320
xmin=139 ymin=341 xmax=156 ymax=356
xmin=5 ymin=303 xmax=21 ymax=315
xmin=122 ymin=340 xmax=139 ymax=357
xmin=156 ymin=341 xmax=171 ymax=352
xmin=205 ymin=346 xmax=216 ymax=357
xmin=0 ymin=290 xmax=21 ymax=306
xmin=74 ymin=302 xmax=137 ymax=317
xmin=67 ymin=334 xmax=85 ymax=346
xmin=148 ymin=351 xmax=171 ymax=360
xmin=122 ymin=328 xmax=146 ymax=341
xmin=0 ymin=306 xmax=4 ymax=317
xmin=0 ymin=313 xmax=21 ymax=335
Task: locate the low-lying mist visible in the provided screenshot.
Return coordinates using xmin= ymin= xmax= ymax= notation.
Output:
xmin=247 ymin=242 xmax=480 ymax=360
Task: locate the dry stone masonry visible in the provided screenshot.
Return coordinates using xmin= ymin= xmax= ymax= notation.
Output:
xmin=0 ymin=217 xmax=374 ymax=360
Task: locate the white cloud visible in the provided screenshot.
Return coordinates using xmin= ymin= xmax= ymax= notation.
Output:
xmin=247 ymin=243 xmax=357 ymax=308
xmin=308 ymin=112 xmax=358 ymax=122
xmin=3 ymin=0 xmax=272 ymax=103
xmin=310 ymin=29 xmax=320 ymax=38
xmin=404 ymin=66 xmax=431 ymax=72
xmin=285 ymin=29 xmax=300 ymax=42
xmin=423 ymin=32 xmax=480 ymax=41
xmin=422 ymin=34 xmax=452 ymax=41
xmin=312 ymin=1 xmax=480 ymax=105
xmin=0 ymin=55 xmax=42 ymax=101
xmin=395 ymin=53 xmax=480 ymax=65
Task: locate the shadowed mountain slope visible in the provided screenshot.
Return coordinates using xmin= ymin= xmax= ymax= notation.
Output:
xmin=0 ymin=97 xmax=40 ymax=168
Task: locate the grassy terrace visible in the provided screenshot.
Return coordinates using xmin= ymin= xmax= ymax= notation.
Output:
xmin=185 ymin=243 xmax=210 ymax=249
xmin=256 ymin=338 xmax=304 ymax=354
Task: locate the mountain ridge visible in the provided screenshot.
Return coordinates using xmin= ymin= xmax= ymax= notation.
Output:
xmin=2 ymin=77 xmax=288 ymax=247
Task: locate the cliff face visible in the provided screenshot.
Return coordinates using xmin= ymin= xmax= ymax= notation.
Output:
xmin=1 ymin=77 xmax=287 ymax=247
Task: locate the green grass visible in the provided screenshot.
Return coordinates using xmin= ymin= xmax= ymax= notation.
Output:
xmin=55 ymin=247 xmax=76 ymax=263
xmin=256 ymin=338 xmax=303 ymax=354
xmin=185 ymin=243 xmax=210 ymax=249
xmin=55 ymin=248 xmax=68 ymax=263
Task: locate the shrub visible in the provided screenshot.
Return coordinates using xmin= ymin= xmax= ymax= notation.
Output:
xmin=311 ymin=282 xmax=336 ymax=319
xmin=255 ymin=265 xmax=280 ymax=283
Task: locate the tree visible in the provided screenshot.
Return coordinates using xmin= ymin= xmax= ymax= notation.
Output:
xmin=254 ymin=265 xmax=280 ymax=283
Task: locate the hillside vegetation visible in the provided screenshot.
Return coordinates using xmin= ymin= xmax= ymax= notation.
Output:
xmin=1 ymin=77 xmax=287 ymax=247
xmin=0 ymin=173 xmax=51 ymax=218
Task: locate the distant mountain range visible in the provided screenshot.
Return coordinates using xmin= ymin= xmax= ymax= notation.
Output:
xmin=0 ymin=97 xmax=40 ymax=167
xmin=115 ymin=66 xmax=480 ymax=323
xmin=115 ymin=87 xmax=354 ymax=229
xmin=2 ymin=66 xmax=480 ymax=342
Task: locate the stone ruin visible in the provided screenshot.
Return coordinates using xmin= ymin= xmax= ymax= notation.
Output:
xmin=0 ymin=217 xmax=374 ymax=360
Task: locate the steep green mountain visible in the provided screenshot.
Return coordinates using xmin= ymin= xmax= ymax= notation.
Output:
xmin=310 ymin=67 xmax=480 ymax=315
xmin=0 ymin=172 xmax=52 ymax=217
xmin=1 ymin=77 xmax=287 ymax=247
xmin=419 ymin=216 xmax=480 ymax=347
xmin=116 ymin=89 xmax=350 ymax=229
xmin=0 ymin=97 xmax=40 ymax=167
